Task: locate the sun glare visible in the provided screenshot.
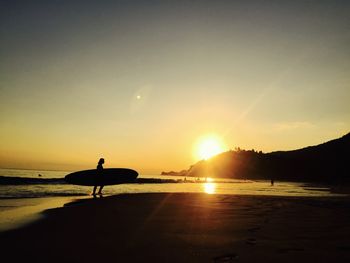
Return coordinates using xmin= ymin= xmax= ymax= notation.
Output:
xmin=195 ymin=135 xmax=225 ymax=160
xmin=204 ymin=183 xmax=216 ymax=194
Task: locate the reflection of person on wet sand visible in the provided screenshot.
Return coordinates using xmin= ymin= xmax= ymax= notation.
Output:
xmin=92 ymin=158 xmax=104 ymax=196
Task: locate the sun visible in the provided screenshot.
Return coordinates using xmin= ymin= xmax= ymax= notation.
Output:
xmin=195 ymin=135 xmax=225 ymax=160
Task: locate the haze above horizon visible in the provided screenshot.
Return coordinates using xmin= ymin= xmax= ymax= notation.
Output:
xmin=1 ymin=1 xmax=349 ymax=173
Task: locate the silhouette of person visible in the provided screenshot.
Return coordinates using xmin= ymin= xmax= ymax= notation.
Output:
xmin=92 ymin=158 xmax=105 ymax=196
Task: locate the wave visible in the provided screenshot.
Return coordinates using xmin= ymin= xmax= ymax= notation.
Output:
xmin=0 ymin=176 xmax=239 ymax=186
xmin=0 ymin=192 xmax=89 ymax=199
xmin=0 ymin=176 xmax=182 ymax=185
xmin=0 ymin=176 xmax=66 ymax=185
xmin=136 ymin=178 xmax=180 ymax=184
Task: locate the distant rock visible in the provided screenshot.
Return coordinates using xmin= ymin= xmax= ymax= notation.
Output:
xmin=161 ymin=170 xmax=188 ymax=176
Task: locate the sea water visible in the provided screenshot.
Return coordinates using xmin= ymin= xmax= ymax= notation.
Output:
xmin=0 ymin=168 xmax=343 ymax=199
xmin=0 ymin=168 xmax=345 ymax=231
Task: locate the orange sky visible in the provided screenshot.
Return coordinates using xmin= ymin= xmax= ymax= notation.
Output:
xmin=1 ymin=1 xmax=349 ymax=173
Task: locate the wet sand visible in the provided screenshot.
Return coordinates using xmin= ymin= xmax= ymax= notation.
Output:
xmin=0 ymin=197 xmax=84 ymax=231
xmin=1 ymin=193 xmax=350 ymax=262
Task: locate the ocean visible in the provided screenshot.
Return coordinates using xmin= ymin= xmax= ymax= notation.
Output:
xmin=0 ymin=168 xmax=345 ymax=231
xmin=0 ymin=168 xmax=341 ymax=198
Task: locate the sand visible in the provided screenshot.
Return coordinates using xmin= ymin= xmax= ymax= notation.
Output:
xmin=0 ymin=197 xmax=83 ymax=231
xmin=1 ymin=193 xmax=350 ymax=262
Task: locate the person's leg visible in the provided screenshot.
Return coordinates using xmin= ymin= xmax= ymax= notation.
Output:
xmin=92 ymin=185 xmax=97 ymax=195
xmin=98 ymin=185 xmax=104 ymax=194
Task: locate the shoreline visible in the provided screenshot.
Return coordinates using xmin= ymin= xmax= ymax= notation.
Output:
xmin=0 ymin=189 xmax=347 ymax=233
xmin=1 ymin=193 xmax=350 ymax=262
xmin=0 ymin=196 xmax=88 ymax=232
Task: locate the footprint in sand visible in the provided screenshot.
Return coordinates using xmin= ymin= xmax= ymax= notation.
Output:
xmin=247 ymin=226 xmax=261 ymax=233
xmin=212 ymin=253 xmax=238 ymax=262
xmin=277 ymin=247 xmax=304 ymax=253
xmin=246 ymin=238 xmax=257 ymax=245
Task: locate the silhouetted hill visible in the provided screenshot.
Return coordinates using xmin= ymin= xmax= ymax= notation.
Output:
xmin=162 ymin=133 xmax=350 ymax=183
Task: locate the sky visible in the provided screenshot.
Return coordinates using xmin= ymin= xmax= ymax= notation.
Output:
xmin=1 ymin=0 xmax=349 ymax=173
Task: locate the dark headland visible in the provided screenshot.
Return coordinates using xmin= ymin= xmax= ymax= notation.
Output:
xmin=162 ymin=132 xmax=350 ymax=183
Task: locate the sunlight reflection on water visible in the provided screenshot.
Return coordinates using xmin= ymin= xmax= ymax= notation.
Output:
xmin=203 ymin=183 xmax=216 ymax=194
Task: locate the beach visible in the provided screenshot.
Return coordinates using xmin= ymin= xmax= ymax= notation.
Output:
xmin=1 ymin=193 xmax=350 ymax=262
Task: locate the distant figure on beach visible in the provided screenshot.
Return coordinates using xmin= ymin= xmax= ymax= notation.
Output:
xmin=92 ymin=158 xmax=105 ymax=196
xmin=271 ymin=177 xmax=274 ymax=186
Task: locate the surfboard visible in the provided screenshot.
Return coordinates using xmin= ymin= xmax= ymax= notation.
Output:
xmin=64 ymin=168 xmax=138 ymax=186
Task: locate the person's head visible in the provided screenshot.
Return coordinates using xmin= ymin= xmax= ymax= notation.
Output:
xmin=98 ymin=158 xmax=105 ymax=165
